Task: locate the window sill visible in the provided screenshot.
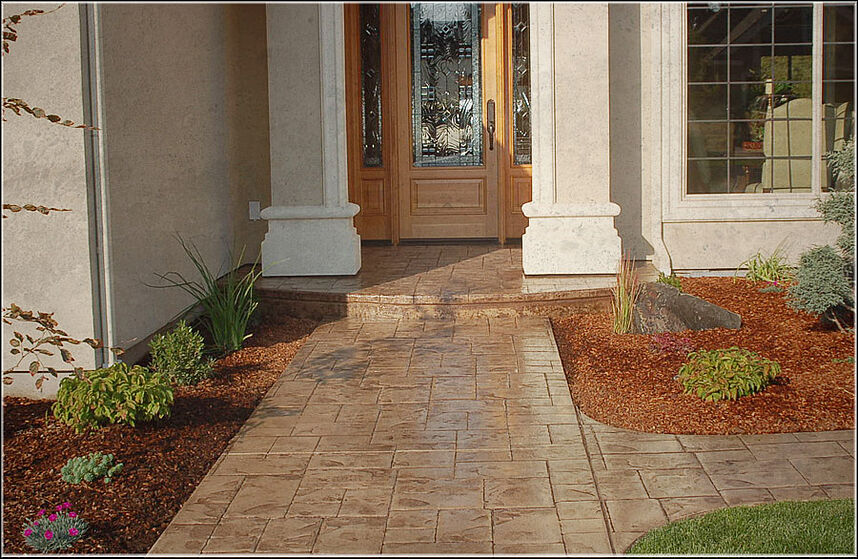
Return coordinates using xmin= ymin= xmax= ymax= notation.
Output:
xmin=664 ymin=192 xmax=826 ymax=222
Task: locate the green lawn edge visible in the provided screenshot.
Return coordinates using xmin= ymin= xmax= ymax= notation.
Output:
xmin=628 ymin=499 xmax=855 ymax=555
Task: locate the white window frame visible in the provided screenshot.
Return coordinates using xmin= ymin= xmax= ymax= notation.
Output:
xmin=660 ymin=2 xmax=830 ymax=223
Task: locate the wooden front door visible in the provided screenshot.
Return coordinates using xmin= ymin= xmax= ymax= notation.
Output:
xmin=345 ymin=3 xmax=532 ymax=242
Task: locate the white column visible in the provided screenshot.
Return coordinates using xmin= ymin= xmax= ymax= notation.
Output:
xmin=261 ymin=3 xmax=361 ymax=276
xmin=521 ymin=3 xmax=621 ymax=275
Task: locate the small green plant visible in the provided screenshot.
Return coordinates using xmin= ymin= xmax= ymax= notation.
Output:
xmin=789 ymin=139 xmax=855 ymax=331
xmin=150 ymin=237 xmax=263 ymax=355
xmin=22 ymin=502 xmax=88 ymax=552
xmin=52 ymin=362 xmax=173 ymax=433
xmin=677 ymin=347 xmax=781 ymax=402
xmin=736 ymin=248 xmax=794 ymax=283
xmin=657 ymin=272 xmax=682 ymax=291
xmin=612 ymin=253 xmax=641 ymax=334
xmin=61 ymin=452 xmax=123 ymax=484
xmin=149 ymin=320 xmax=214 ymax=385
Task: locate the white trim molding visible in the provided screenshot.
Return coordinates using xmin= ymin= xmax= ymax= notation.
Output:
xmin=658 ymin=2 xmax=826 ymax=224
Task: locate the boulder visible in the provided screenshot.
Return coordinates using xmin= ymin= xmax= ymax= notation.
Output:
xmin=631 ymin=282 xmax=742 ymax=334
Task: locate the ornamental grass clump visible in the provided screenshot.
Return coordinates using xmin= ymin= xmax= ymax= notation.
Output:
xmin=52 ymin=362 xmax=173 ymax=433
xmin=61 ymin=452 xmax=123 ymax=484
xmin=737 ymin=248 xmax=795 ymax=284
xmin=677 ymin=347 xmax=781 ymax=402
xmin=22 ymin=502 xmax=88 ymax=552
xmin=150 ymin=237 xmax=263 ymax=355
xmin=149 ymin=320 xmax=215 ymax=385
xmin=612 ymin=253 xmax=641 ymax=334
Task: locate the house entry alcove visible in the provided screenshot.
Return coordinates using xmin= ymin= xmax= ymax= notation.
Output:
xmin=345 ymin=3 xmax=533 ymax=243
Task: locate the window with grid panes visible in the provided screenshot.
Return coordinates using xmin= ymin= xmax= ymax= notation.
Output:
xmin=686 ymin=3 xmax=855 ymax=195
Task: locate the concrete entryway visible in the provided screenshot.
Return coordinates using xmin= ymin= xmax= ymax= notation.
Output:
xmin=150 ymin=316 xmax=854 ymax=554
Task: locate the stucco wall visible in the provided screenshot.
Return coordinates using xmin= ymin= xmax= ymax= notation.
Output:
xmin=609 ymin=4 xmax=654 ymax=261
xmin=266 ymin=4 xmax=324 ymax=207
xmin=2 ymin=3 xmax=97 ymax=397
xmin=665 ymin=220 xmax=841 ymax=271
xmin=97 ymin=4 xmax=270 ymax=363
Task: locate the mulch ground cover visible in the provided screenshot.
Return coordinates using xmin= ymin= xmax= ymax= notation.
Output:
xmin=552 ymin=276 xmax=855 ymax=434
xmin=2 ymin=312 xmax=318 ymax=554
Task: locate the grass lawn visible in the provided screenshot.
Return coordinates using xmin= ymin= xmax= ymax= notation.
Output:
xmin=628 ymin=499 xmax=855 ymax=555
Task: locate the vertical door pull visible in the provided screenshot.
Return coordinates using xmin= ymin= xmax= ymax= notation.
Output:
xmin=487 ymin=99 xmax=496 ymax=151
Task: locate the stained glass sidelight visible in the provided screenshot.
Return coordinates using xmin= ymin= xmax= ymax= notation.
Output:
xmin=411 ymin=3 xmax=483 ymax=167
xmin=360 ymin=4 xmax=383 ymax=167
xmin=511 ymin=3 xmax=532 ymax=165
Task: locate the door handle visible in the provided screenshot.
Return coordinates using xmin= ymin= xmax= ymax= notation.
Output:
xmin=486 ymin=99 xmax=496 ymax=151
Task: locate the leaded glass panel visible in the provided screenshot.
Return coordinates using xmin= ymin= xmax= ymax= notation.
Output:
xmin=360 ymin=4 xmax=383 ymax=168
xmin=411 ymin=3 xmax=483 ymax=167
xmin=511 ymin=3 xmax=532 ymax=165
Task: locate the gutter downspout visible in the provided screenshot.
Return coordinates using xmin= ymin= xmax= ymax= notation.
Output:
xmin=80 ymin=4 xmax=115 ymax=368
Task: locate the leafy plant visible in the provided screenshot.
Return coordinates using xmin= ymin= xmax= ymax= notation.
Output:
xmin=736 ymin=248 xmax=794 ymax=283
xmin=789 ymin=139 xmax=855 ymax=331
xmin=677 ymin=347 xmax=781 ymax=402
xmin=150 ymin=237 xmax=263 ymax=355
xmin=648 ymin=332 xmax=695 ymax=355
xmin=149 ymin=320 xmax=215 ymax=385
xmin=52 ymin=362 xmax=173 ymax=433
xmin=22 ymin=502 xmax=88 ymax=553
xmin=61 ymin=452 xmax=123 ymax=484
xmin=612 ymin=253 xmax=641 ymax=334
xmin=657 ymin=272 xmax=682 ymax=291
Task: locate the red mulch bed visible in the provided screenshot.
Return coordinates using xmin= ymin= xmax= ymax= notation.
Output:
xmin=552 ymin=277 xmax=855 ymax=434
xmin=2 ymin=312 xmax=318 ymax=554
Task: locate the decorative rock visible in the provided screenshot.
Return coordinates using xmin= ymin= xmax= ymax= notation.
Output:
xmin=632 ymin=283 xmax=741 ymax=334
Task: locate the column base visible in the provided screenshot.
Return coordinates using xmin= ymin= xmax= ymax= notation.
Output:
xmin=521 ymin=203 xmax=622 ymax=275
xmin=261 ymin=204 xmax=361 ymax=276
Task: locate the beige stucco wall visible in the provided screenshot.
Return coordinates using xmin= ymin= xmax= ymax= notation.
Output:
xmin=2 ymin=3 xmax=97 ymax=397
xmin=266 ymin=4 xmax=324 ymax=207
xmin=97 ymin=4 xmax=270 ymax=363
xmin=609 ymin=3 xmax=654 ymax=261
xmin=665 ymin=220 xmax=841 ymax=271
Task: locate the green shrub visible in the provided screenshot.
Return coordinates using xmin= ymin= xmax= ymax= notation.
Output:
xmin=612 ymin=253 xmax=641 ymax=334
xmin=22 ymin=503 xmax=88 ymax=553
xmin=52 ymin=362 xmax=173 ymax=433
xmin=657 ymin=272 xmax=682 ymax=291
xmin=736 ymin=249 xmax=794 ymax=283
xmin=61 ymin=452 xmax=123 ymax=484
xmin=150 ymin=237 xmax=262 ymax=355
xmin=789 ymin=140 xmax=854 ymax=330
xmin=788 ymin=246 xmax=853 ymax=316
xmin=149 ymin=320 xmax=214 ymax=385
xmin=677 ymin=347 xmax=781 ymax=402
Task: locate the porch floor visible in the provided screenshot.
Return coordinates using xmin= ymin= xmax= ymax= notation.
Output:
xmin=255 ymin=243 xmax=659 ymax=319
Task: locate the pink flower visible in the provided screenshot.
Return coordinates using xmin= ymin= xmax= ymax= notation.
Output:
xmin=23 ymin=529 xmax=32 ymax=537
xmin=44 ymin=531 xmax=53 ymax=540
xmin=62 ymin=502 xmax=71 ymax=509
xmin=56 ymin=505 xmax=63 ymax=511
xmin=68 ymin=528 xmax=79 ymax=536
xmin=37 ymin=509 xmax=45 ymax=517
xmin=48 ymin=514 xmax=57 ymax=522
xmin=68 ymin=512 xmax=77 ymax=518
xmin=33 ymin=521 xmax=39 ymax=527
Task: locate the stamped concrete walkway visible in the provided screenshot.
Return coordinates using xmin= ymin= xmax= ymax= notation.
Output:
xmin=150 ymin=317 xmax=855 ymax=555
